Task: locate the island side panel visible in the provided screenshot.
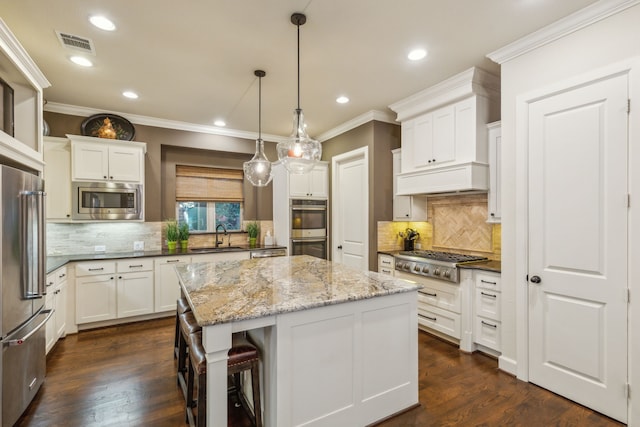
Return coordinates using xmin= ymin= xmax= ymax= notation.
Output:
xmin=275 ymin=291 xmax=419 ymax=427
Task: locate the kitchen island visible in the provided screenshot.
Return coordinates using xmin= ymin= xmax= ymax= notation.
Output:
xmin=176 ymin=255 xmax=420 ymax=427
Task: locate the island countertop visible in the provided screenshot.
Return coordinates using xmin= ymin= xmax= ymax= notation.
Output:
xmin=176 ymin=254 xmax=420 ymax=327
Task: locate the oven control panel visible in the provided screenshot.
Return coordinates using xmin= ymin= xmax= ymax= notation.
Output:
xmin=394 ymin=260 xmax=458 ymax=283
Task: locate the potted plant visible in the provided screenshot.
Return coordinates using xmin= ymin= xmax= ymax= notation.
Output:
xmin=165 ymin=220 xmax=178 ymax=251
xmin=178 ymin=222 xmax=189 ymax=250
xmin=246 ymin=221 xmax=259 ymax=247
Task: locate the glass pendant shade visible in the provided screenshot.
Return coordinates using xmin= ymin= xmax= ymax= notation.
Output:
xmin=244 ymin=138 xmax=272 ymax=186
xmin=277 ymin=109 xmax=322 ymax=174
xmin=277 ymin=13 xmax=321 ymax=175
xmin=243 ymin=69 xmax=273 ymax=187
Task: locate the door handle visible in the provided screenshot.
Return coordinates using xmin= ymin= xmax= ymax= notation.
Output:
xmin=337 ymin=245 xmax=343 ymax=250
xmin=530 ymin=275 xmax=541 ymax=284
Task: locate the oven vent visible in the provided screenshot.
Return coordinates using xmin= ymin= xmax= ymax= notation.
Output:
xmin=55 ymin=31 xmax=96 ymax=55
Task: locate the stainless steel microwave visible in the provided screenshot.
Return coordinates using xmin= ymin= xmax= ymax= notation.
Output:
xmin=72 ymin=181 xmax=143 ymax=220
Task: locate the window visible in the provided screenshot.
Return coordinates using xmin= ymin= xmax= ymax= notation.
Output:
xmin=175 ymin=165 xmax=244 ymax=233
xmin=177 ymin=201 xmax=242 ymax=232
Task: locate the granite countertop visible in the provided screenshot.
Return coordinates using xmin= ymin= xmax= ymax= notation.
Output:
xmin=46 ymin=244 xmax=286 ymax=274
xmin=176 ymin=255 xmax=421 ymax=327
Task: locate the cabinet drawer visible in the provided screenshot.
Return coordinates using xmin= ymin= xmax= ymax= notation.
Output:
xmin=418 ymin=281 xmax=461 ymax=313
xmin=474 ymin=316 xmax=501 ymax=351
xmin=116 ymin=259 xmax=153 ymax=273
xmin=418 ymin=304 xmax=461 ymax=339
xmin=475 ymin=272 xmax=501 ymax=291
xmin=378 ymin=267 xmax=394 ymax=276
xmin=377 ymin=254 xmax=394 ymax=269
xmin=75 ymin=261 xmax=116 ymax=276
xmin=475 ymin=288 xmax=501 ymax=320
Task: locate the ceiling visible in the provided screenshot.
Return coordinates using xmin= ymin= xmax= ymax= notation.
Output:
xmin=1 ymin=0 xmax=598 ymax=141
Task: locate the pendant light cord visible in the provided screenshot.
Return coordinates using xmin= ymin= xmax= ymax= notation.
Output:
xmin=297 ymin=21 xmax=301 ymax=111
xmin=258 ymin=74 xmax=262 ymax=139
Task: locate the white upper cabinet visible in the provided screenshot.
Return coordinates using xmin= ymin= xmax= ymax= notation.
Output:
xmin=390 ymin=67 xmax=500 ymax=195
xmin=392 ymin=149 xmax=427 ymax=221
xmin=43 ymin=137 xmax=72 ymax=220
xmin=275 ymin=161 xmax=329 ymax=199
xmin=69 ymin=134 xmax=146 ymax=183
xmin=0 ymin=21 xmax=50 ymax=172
xmin=487 ymin=121 xmax=501 ymax=223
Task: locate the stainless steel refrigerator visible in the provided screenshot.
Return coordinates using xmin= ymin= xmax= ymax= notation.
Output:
xmin=0 ymin=164 xmax=51 ymax=427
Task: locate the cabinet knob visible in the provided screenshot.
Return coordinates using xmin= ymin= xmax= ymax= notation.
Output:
xmin=337 ymin=245 xmax=343 ymax=250
xmin=490 ymin=212 xmax=495 ymax=217
xmin=103 ymin=176 xmax=107 ymax=179
xmin=109 ymin=176 xmax=113 ymax=180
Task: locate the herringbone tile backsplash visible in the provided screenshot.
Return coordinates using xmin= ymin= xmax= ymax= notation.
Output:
xmin=378 ymin=193 xmax=501 ymax=261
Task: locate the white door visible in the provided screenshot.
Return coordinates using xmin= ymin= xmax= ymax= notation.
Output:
xmin=528 ymin=73 xmax=628 ymax=422
xmin=332 ymin=148 xmax=368 ymax=270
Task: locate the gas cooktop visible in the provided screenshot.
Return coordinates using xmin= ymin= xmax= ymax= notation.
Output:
xmin=397 ymin=250 xmax=488 ymax=264
xmin=394 ymin=250 xmax=488 ymax=283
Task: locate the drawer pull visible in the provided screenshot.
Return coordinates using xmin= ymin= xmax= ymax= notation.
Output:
xmin=166 ymin=259 xmax=181 ymax=263
xmin=423 ymin=292 xmax=437 ymax=297
xmin=58 ymin=273 xmax=66 ymax=278
xmin=481 ymin=279 xmax=497 ymax=285
xmin=481 ymin=320 xmax=497 ymax=328
xmin=481 ymin=291 xmax=497 ymax=298
xmin=381 ymin=269 xmax=392 ymax=274
xmin=88 ymin=267 xmax=104 ymax=272
xmin=128 ymin=264 xmax=144 ymax=268
xmin=382 ymin=260 xmax=391 ymax=265
xmin=424 ymin=315 xmax=437 ymax=322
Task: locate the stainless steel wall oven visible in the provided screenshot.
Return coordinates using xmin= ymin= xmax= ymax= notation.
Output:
xmin=290 ymin=199 xmax=327 ymax=259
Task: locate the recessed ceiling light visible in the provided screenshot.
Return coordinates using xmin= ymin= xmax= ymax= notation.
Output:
xmin=408 ymin=49 xmax=427 ymax=61
xmin=214 ymin=120 xmax=226 ymax=127
xmin=70 ymin=56 xmax=93 ymax=67
xmin=89 ymin=16 xmax=116 ymax=31
xmin=336 ymin=96 xmax=349 ymax=104
xmin=123 ymin=91 xmax=138 ymax=99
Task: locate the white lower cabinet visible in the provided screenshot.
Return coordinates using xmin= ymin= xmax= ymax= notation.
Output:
xmin=154 ymin=256 xmax=191 ymax=313
xmin=75 ymin=260 xmax=153 ymax=324
xmin=45 ymin=266 xmax=68 ymax=354
xmin=473 ymin=271 xmax=502 ymax=353
xmin=377 ymin=254 xmax=395 ymax=276
xmin=116 ymin=259 xmax=154 ymax=318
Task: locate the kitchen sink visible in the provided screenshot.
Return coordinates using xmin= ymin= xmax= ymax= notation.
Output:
xmin=190 ymin=246 xmax=243 ymax=252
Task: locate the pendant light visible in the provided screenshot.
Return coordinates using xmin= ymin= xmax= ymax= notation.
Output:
xmin=276 ymin=12 xmax=322 ymax=174
xmin=243 ymin=70 xmax=273 ymax=187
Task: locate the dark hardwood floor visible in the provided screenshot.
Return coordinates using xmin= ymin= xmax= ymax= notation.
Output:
xmin=17 ymin=317 xmax=624 ymax=427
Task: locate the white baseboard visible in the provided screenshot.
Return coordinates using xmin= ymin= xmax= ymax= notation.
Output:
xmin=498 ymin=355 xmax=517 ymax=376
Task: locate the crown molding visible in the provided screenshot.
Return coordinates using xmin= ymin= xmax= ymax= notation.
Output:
xmin=388 ymin=67 xmax=500 ymax=122
xmin=487 ymin=0 xmax=640 ymax=64
xmin=45 ymin=102 xmax=397 ymax=145
xmin=316 ymin=110 xmax=397 ymax=142
xmin=44 ymin=102 xmax=289 ymax=144
xmin=0 ymin=18 xmax=50 ymax=89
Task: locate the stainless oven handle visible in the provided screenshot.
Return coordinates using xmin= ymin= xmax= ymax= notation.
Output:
xmin=291 ymin=238 xmax=326 ymax=243
xmin=5 ymin=309 xmax=54 ymax=346
xmin=291 ymin=206 xmax=326 ymax=211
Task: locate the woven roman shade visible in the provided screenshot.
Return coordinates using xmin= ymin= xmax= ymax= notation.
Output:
xmin=175 ymin=165 xmax=244 ymax=202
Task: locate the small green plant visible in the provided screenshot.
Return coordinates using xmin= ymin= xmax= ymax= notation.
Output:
xmin=246 ymin=221 xmax=259 ymax=239
xmin=178 ymin=222 xmax=190 ymax=241
xmin=165 ymin=220 xmax=179 ymax=242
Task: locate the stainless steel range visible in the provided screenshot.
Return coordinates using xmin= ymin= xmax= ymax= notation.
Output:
xmin=394 ymin=250 xmax=487 ymax=283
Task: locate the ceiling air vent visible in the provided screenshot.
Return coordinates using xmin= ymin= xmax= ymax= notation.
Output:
xmin=55 ymin=31 xmax=96 ymax=55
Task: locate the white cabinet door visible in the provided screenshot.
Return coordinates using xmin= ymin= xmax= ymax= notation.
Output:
xmin=308 ymin=165 xmax=329 ymax=198
xmin=288 ymin=163 xmax=328 ymax=198
xmin=116 ymin=271 xmax=154 ymax=318
xmin=432 ymin=104 xmax=455 ymax=165
xmin=487 ymin=122 xmax=501 ymax=222
xmin=43 ymin=138 xmax=72 ymax=220
xmin=71 ymin=140 xmax=145 ymax=183
xmin=44 ymin=273 xmax=56 ymax=354
xmin=154 ymin=256 xmax=191 ymax=312
xmin=76 ymin=274 xmax=117 ymax=324
xmin=72 ymin=142 xmax=110 ymax=181
xmin=392 ymin=150 xmax=427 ymax=221
xmin=108 ymin=145 xmax=144 ymax=182
xmin=413 ymin=114 xmax=432 ymax=169
xmin=54 ymin=279 xmax=67 ymax=339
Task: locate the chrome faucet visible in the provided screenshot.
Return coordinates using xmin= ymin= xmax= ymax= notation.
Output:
xmin=215 ymin=223 xmax=228 ymax=248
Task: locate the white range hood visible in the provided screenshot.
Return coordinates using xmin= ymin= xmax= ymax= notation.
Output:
xmin=389 ymin=67 xmax=500 ymax=196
